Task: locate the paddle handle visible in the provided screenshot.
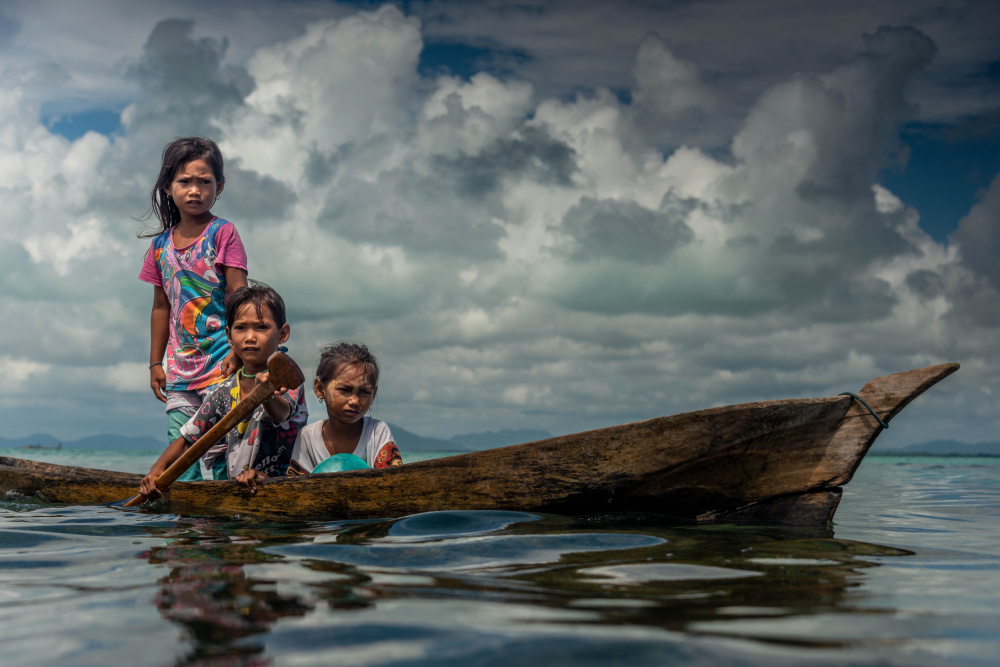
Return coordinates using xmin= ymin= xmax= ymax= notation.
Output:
xmin=123 ymin=379 xmax=276 ymax=507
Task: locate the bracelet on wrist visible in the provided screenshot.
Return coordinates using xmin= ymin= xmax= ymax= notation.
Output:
xmin=149 ymin=362 xmax=164 ymax=369
xmin=262 ymin=393 xmax=278 ymax=404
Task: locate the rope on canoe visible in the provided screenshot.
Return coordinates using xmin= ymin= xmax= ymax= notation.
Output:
xmin=838 ymin=392 xmax=889 ymax=429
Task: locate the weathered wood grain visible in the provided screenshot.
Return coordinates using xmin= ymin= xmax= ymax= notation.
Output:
xmin=0 ymin=363 xmax=959 ymax=525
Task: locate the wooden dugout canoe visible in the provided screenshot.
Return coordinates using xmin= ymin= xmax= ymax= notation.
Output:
xmin=0 ymin=363 xmax=958 ymax=526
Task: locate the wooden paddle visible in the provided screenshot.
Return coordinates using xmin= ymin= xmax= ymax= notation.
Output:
xmin=123 ymin=351 xmax=305 ymax=507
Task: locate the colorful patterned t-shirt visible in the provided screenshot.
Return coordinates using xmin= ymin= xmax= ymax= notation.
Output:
xmin=180 ymin=373 xmax=308 ymax=479
xmin=139 ymin=218 xmax=247 ymax=392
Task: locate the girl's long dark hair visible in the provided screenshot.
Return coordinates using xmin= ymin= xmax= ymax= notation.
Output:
xmin=138 ymin=137 xmax=225 ymax=238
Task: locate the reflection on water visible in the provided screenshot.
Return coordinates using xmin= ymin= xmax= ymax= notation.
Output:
xmin=144 ymin=519 xmax=313 ymax=665
xmin=0 ymin=457 xmax=997 ymax=665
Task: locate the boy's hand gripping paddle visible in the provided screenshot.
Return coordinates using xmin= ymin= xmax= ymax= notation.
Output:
xmin=123 ymin=352 xmax=304 ymax=507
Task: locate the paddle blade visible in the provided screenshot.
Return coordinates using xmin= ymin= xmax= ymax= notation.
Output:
xmin=122 ymin=494 xmax=146 ymax=507
xmin=267 ymin=351 xmax=305 ymax=389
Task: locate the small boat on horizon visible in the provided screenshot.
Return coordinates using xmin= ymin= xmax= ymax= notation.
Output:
xmin=21 ymin=442 xmax=61 ymax=451
xmin=0 ymin=363 xmax=958 ymax=526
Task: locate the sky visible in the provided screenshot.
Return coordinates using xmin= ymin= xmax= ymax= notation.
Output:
xmin=1 ymin=0 xmax=998 ymax=448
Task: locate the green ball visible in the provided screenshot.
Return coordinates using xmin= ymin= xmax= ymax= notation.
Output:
xmin=313 ymin=453 xmax=370 ymax=473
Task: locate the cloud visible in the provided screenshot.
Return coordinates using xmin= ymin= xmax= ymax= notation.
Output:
xmin=124 ymin=18 xmax=252 ymax=139
xmin=23 ymin=216 xmax=124 ymax=276
xmin=0 ymin=4 xmax=997 ymax=447
xmin=555 ymin=196 xmax=695 ymax=263
xmin=0 ymin=356 xmax=51 ymax=395
xmin=950 ymin=173 xmax=1000 ymax=291
xmin=945 ymin=174 xmax=1000 ymax=327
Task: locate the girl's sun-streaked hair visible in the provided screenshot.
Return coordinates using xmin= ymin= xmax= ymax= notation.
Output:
xmin=316 ymin=342 xmax=380 ymax=394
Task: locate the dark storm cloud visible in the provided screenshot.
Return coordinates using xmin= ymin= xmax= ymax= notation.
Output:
xmin=775 ymin=268 xmax=898 ymax=323
xmin=304 ymin=144 xmax=353 ymax=187
xmin=126 ymin=18 xmax=252 ymax=137
xmin=733 ymin=198 xmax=918 ymax=322
xmin=216 ymin=161 xmax=296 ymax=227
xmin=805 ymin=27 xmax=936 ymax=197
xmin=316 ymin=128 xmax=575 ymax=259
xmin=737 ymin=26 xmax=937 ymax=207
xmin=945 ymin=175 xmax=1000 ymax=328
xmin=945 ymin=282 xmax=1000 ymax=329
xmin=905 ymin=269 xmax=945 ymax=299
xmin=951 ymin=174 xmax=1000 ymax=292
xmin=435 ymin=126 xmax=578 ymax=197
xmin=557 ymin=196 xmax=695 ymax=263
xmin=318 ymin=167 xmax=507 ymax=260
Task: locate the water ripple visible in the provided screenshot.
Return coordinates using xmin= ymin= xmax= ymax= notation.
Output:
xmin=266 ymin=532 xmax=666 ymax=572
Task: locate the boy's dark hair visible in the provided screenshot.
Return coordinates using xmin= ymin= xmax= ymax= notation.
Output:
xmin=316 ymin=342 xmax=380 ymax=392
xmin=226 ymin=280 xmax=287 ymax=330
xmin=139 ymin=136 xmax=225 ymax=237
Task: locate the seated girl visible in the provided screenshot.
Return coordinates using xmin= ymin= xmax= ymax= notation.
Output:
xmin=288 ymin=341 xmax=402 ymax=474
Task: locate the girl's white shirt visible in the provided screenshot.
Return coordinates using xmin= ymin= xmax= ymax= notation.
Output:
xmin=291 ymin=417 xmax=395 ymax=471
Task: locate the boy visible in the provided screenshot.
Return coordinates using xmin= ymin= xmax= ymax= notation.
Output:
xmin=140 ymin=281 xmax=307 ymax=499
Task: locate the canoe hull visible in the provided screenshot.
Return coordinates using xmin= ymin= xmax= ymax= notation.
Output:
xmin=0 ymin=363 xmax=959 ymax=525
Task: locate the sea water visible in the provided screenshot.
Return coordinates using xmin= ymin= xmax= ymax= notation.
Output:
xmin=0 ymin=450 xmax=998 ymax=666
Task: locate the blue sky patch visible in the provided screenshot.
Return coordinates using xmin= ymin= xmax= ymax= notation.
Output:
xmin=880 ymin=120 xmax=1000 ymax=243
xmin=419 ymin=40 xmax=530 ymax=80
xmin=44 ymin=107 xmax=123 ymax=141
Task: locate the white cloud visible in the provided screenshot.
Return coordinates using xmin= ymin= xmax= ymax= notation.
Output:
xmin=23 ymin=216 xmax=125 ymax=276
xmin=222 ymin=5 xmax=422 ymax=182
xmin=0 ymin=356 xmax=50 ymax=395
xmin=100 ymin=362 xmax=154 ymax=394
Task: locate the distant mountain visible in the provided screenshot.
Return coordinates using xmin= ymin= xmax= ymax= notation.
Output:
xmin=447 ymin=429 xmax=553 ymax=450
xmin=4 ymin=428 xmax=458 ymax=453
xmin=871 ymin=440 xmax=1000 ymax=456
xmin=2 ymin=426 xmax=556 ymax=454
xmin=69 ymin=434 xmax=164 ymax=450
xmin=387 ymin=426 xmax=554 ymax=452
xmin=0 ymin=433 xmax=162 ymax=450
xmin=0 ymin=433 xmax=63 ymax=449
xmin=384 ymin=424 xmax=456 ymax=452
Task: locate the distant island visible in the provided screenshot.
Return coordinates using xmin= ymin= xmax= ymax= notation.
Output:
xmin=0 ymin=427 xmax=556 ymax=453
xmin=870 ymin=440 xmax=1000 ymax=457
xmin=0 ymin=433 xmax=163 ymax=451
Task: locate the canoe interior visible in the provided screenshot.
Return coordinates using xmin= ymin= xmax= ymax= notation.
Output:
xmin=0 ymin=362 xmax=959 ymax=526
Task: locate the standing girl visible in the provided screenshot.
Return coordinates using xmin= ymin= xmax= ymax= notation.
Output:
xmin=138 ymin=137 xmax=248 ymax=480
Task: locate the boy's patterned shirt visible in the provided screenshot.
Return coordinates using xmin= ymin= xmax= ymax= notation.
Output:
xmin=180 ymin=374 xmax=308 ymax=478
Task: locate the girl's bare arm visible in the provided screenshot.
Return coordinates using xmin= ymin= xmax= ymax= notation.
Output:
xmin=149 ymin=286 xmax=170 ymax=403
xmin=224 ymin=266 xmax=248 ymax=295
xmin=220 ymin=266 xmax=249 ymax=376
